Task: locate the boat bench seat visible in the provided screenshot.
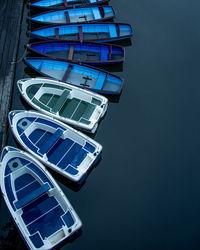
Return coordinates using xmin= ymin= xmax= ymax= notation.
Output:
xmin=82 ymin=102 xmax=95 ymax=119
xmin=78 ymin=26 xmax=83 ymax=41
xmin=100 ymin=46 xmax=109 ymax=61
xmin=51 ymin=89 xmax=70 ymax=113
xmin=15 ymin=183 xmax=50 ymax=209
xmin=62 ymin=211 xmax=75 ymax=227
xmin=94 ymin=72 xmax=106 ymax=90
xmin=62 ymin=65 xmax=73 ymax=82
xmin=71 ymin=101 xmax=88 ymax=121
xmin=92 ymin=9 xmax=101 ymax=20
xmin=64 ymin=11 xmax=70 ymax=23
xmin=71 ymin=101 xmax=95 ymax=121
xmin=68 ymin=45 xmax=74 ymax=60
xmin=38 ymin=128 xmax=64 ymax=155
xmin=109 ymin=25 xmax=117 ymax=38
xmin=59 ymin=98 xmax=80 ymax=118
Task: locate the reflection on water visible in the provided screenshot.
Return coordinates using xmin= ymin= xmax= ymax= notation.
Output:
xmin=0 ymin=219 xmax=82 ymax=250
xmin=0 ymin=220 xmax=27 ymax=250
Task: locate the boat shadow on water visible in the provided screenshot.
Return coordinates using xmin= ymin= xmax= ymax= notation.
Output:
xmin=0 ymin=220 xmax=27 ymax=250
xmin=97 ymin=62 xmax=123 ymax=72
xmin=0 ymin=219 xmax=82 ymax=250
xmin=25 ymin=51 xmax=124 ymax=73
xmin=27 ymin=37 xmax=132 ymax=47
xmin=27 ymin=18 xmax=116 ymax=31
xmin=47 ymin=157 xmax=102 ymax=192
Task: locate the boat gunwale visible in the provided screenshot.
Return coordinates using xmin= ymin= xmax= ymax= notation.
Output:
xmin=23 ymin=57 xmax=124 ymax=95
xmin=26 ymin=40 xmax=125 ymax=65
xmin=29 ymin=0 xmax=111 ymax=11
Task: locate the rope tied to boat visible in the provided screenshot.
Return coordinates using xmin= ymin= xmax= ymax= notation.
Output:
xmin=11 ymin=46 xmax=28 ymax=64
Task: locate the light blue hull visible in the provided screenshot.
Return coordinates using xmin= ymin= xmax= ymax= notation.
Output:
xmin=24 ymin=57 xmax=124 ymax=95
xmin=30 ymin=23 xmax=133 ymax=43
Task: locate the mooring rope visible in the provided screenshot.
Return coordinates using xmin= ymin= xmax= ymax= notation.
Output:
xmin=11 ymin=46 xmax=28 ymax=64
xmin=11 ymin=0 xmax=31 ymax=64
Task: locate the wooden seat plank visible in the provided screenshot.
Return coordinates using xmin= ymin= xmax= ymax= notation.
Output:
xmin=78 ymin=26 xmax=83 ymax=42
xmin=55 ymin=28 xmax=59 ymax=39
xmin=63 ymin=0 xmax=68 ymax=7
xmin=99 ymin=6 xmax=105 ymax=18
xmin=65 ymin=11 xmax=70 ymax=23
xmin=68 ymin=45 xmax=74 ymax=60
xmin=108 ymin=45 xmax=112 ymax=60
xmin=51 ymin=89 xmax=70 ymax=113
xmin=38 ymin=128 xmax=63 ymax=155
xmin=15 ymin=183 xmax=50 ymax=209
xmin=62 ymin=65 xmax=73 ymax=82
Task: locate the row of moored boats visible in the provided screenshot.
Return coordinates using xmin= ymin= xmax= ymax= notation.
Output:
xmin=0 ymin=0 xmax=132 ymax=249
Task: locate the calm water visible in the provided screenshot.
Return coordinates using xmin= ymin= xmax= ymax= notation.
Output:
xmin=1 ymin=0 xmax=200 ymax=249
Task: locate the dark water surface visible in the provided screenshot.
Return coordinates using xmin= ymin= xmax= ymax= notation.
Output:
xmin=1 ymin=0 xmax=200 ymax=249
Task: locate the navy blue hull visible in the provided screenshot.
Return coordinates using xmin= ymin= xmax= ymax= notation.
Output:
xmin=27 ymin=41 xmax=125 ymax=65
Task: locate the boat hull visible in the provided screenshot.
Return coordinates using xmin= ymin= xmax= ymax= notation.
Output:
xmin=0 ymin=146 xmax=82 ymax=249
xmin=17 ymin=77 xmax=108 ymax=133
xmin=29 ymin=6 xmax=115 ymax=25
xmin=8 ymin=110 xmax=103 ymax=183
xmin=24 ymin=57 xmax=124 ymax=95
xmin=29 ymin=22 xmax=133 ymax=43
xmin=27 ymin=40 xmax=125 ymax=65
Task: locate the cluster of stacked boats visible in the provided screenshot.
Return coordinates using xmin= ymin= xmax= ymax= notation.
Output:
xmin=0 ymin=0 xmax=132 ymax=249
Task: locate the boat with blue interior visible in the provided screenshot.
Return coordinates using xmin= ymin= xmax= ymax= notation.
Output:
xmin=29 ymin=6 xmax=115 ymax=25
xmin=9 ymin=110 xmax=103 ymax=183
xmin=0 ymin=146 xmax=82 ymax=249
xmin=27 ymin=41 xmax=125 ymax=65
xmin=29 ymin=23 xmax=133 ymax=43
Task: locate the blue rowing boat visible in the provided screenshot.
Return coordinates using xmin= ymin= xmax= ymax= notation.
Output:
xmin=24 ymin=57 xmax=124 ymax=95
xmin=29 ymin=6 xmax=115 ymax=25
xmin=29 ymin=0 xmax=110 ymax=11
xmin=8 ymin=110 xmax=103 ymax=183
xmin=27 ymin=40 xmax=125 ymax=65
xmin=0 ymin=146 xmax=82 ymax=249
xmin=29 ymin=23 xmax=133 ymax=43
